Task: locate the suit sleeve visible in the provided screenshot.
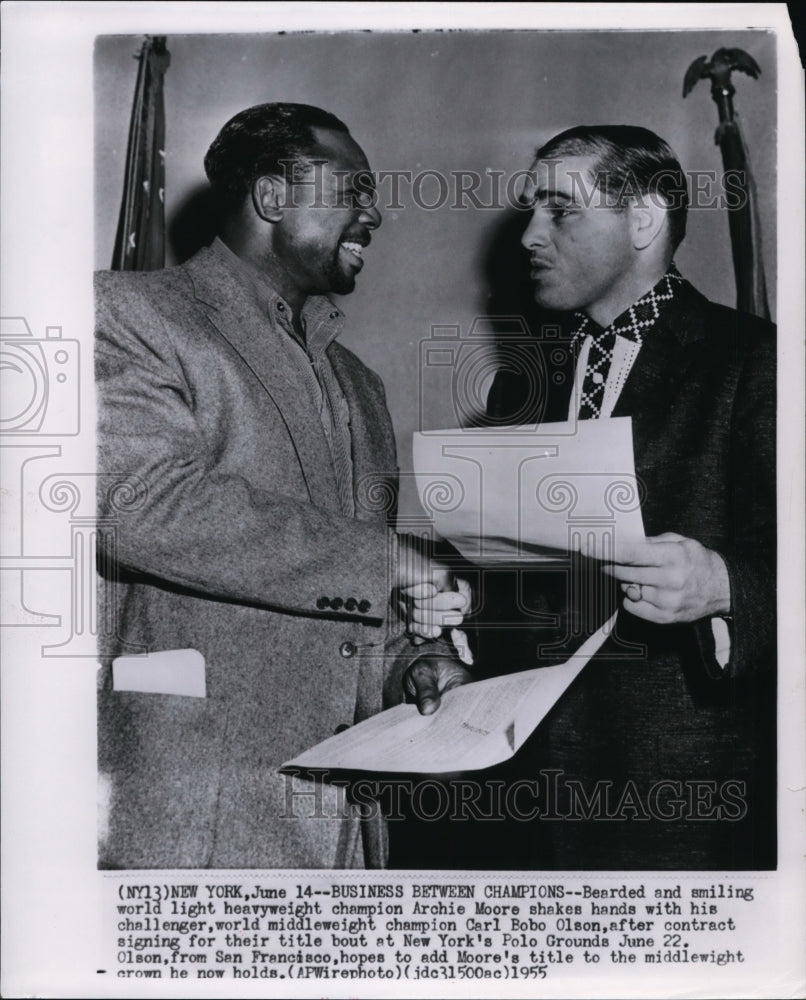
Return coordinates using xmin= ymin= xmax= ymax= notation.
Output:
xmin=95 ymin=274 xmax=396 ymax=623
xmin=694 ymin=325 xmax=776 ymax=680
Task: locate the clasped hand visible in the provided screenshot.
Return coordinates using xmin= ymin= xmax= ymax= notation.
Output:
xmin=394 ymin=547 xmax=474 ymax=712
xmin=400 ymin=573 xmax=473 ymax=662
xmin=396 ymin=538 xmax=473 ymax=663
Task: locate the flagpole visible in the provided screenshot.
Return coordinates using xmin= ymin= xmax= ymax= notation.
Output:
xmin=683 ymin=47 xmax=770 ymax=319
xmin=111 ymin=36 xmax=170 ymax=271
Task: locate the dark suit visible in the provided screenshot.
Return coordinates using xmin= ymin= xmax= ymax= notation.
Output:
xmin=477 ymin=278 xmax=776 ymax=869
xmin=96 ymin=244 xmax=412 ymax=869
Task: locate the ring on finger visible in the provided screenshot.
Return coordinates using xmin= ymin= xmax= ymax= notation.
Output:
xmin=625 ymin=582 xmax=643 ymax=603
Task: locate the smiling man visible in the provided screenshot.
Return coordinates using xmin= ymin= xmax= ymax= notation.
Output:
xmin=95 ymin=103 xmax=470 ymax=869
xmin=481 ymin=125 xmax=776 ymax=869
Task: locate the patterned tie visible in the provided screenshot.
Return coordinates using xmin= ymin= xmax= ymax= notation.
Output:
xmin=573 ymin=266 xmax=684 ymax=420
xmin=576 ymin=317 xmax=614 ymax=420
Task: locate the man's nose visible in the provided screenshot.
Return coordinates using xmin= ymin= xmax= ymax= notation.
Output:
xmin=359 ymin=202 xmax=382 ymax=230
xmin=521 ymin=210 xmax=549 ymax=249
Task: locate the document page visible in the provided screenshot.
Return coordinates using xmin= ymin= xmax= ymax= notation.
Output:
xmin=413 ymin=417 xmax=645 ymax=561
xmin=282 ymin=614 xmax=615 ymax=774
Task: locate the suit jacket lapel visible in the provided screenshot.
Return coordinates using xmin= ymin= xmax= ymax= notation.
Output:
xmin=612 ymin=281 xmax=708 ymax=470
xmin=183 ymin=247 xmax=342 ymax=510
xmin=611 ymin=325 xmax=688 ymax=419
xmin=328 ymin=345 xmax=398 ymax=522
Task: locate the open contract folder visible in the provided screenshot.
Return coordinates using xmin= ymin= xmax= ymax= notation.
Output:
xmin=284 ymin=419 xmax=643 ymax=774
xmin=283 ymin=614 xmax=615 ymax=774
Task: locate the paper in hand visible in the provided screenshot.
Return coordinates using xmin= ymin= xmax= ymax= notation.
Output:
xmin=282 ymin=614 xmax=615 ymax=774
xmin=413 ymin=417 xmax=645 ymax=562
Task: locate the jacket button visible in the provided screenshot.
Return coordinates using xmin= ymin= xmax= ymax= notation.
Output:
xmin=331 ymin=597 xmax=344 ymax=610
xmin=316 ymin=596 xmax=330 ymax=610
xmin=345 ymin=598 xmax=358 ymax=612
xmin=358 ymin=600 xmax=371 ymax=614
xmin=276 ymin=301 xmax=285 ymax=312
xmin=339 ymin=641 xmax=356 ymax=658
xmin=334 ymin=723 xmax=350 ymax=734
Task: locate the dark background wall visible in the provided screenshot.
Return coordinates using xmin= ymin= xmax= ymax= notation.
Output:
xmin=95 ymin=30 xmax=777 ymax=515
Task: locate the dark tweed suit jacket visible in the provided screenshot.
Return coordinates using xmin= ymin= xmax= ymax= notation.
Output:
xmin=96 ymin=245 xmax=412 ymax=869
xmin=478 ymin=277 xmax=776 ymax=870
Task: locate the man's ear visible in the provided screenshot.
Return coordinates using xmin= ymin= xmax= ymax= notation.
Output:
xmin=628 ymin=194 xmax=668 ymax=251
xmin=252 ymin=175 xmax=285 ymax=223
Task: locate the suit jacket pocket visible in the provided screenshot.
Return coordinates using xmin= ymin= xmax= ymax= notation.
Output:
xmin=98 ymin=689 xmax=229 ymax=869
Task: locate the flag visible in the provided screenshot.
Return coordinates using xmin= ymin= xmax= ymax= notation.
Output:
xmin=713 ymin=119 xmax=770 ymax=319
xmin=111 ymin=36 xmax=170 ymax=271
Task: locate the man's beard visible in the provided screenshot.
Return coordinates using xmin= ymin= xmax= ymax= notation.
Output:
xmin=324 ymin=254 xmax=357 ymax=296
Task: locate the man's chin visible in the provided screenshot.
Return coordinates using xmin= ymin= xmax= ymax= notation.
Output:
xmin=531 ymin=288 xmax=574 ymax=313
xmin=329 ymin=272 xmax=357 ymax=296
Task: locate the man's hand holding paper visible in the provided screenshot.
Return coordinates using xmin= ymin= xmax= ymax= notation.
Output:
xmin=599 ymin=532 xmax=732 ymax=623
xmin=403 ymin=653 xmax=474 ymax=716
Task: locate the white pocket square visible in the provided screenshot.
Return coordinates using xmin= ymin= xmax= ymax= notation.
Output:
xmin=112 ymin=648 xmax=206 ymax=698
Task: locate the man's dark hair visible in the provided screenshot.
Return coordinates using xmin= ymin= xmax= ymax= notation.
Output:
xmin=204 ymin=102 xmax=350 ymax=211
xmin=537 ymin=125 xmax=689 ymax=252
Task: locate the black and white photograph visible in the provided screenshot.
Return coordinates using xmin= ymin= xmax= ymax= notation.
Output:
xmin=2 ymin=3 xmax=804 ymax=997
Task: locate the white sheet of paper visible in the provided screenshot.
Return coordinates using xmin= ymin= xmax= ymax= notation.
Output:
xmin=413 ymin=417 xmax=645 ymax=562
xmin=112 ymin=648 xmax=206 ymax=698
xmin=283 ymin=614 xmax=615 ymax=774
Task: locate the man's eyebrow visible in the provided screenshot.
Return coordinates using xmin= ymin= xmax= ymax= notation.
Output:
xmin=285 ymin=157 xmax=319 ymax=178
xmin=331 ymin=168 xmax=376 ymax=187
xmin=518 ymin=184 xmax=576 ymax=208
xmin=535 ymin=188 xmax=573 ymax=203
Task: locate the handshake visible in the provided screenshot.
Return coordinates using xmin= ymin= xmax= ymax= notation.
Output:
xmin=395 ymin=534 xmax=474 ymax=717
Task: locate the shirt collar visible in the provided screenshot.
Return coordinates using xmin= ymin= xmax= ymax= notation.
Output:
xmin=571 ymin=264 xmax=685 ymax=346
xmin=211 ymin=237 xmax=345 ymax=359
